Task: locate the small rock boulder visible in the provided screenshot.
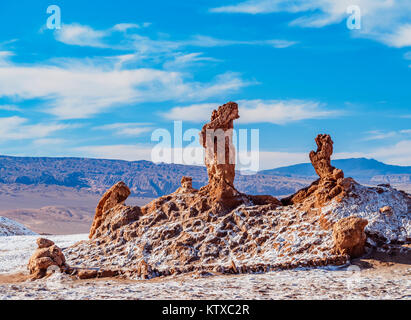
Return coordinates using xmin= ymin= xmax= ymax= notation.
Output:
xmin=180 ymin=176 xmax=193 ymax=190
xmin=332 ymin=216 xmax=368 ymax=258
xmin=28 ymin=238 xmax=68 ymax=280
xmin=379 ymin=206 xmax=393 ymax=217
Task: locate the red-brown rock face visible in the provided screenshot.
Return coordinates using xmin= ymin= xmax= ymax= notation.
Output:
xmin=200 ymin=101 xmax=239 ymax=187
xmin=332 ymin=216 xmax=368 ymax=258
xmin=309 ymin=134 xmax=344 ymax=181
xmin=282 ymin=134 xmax=354 ymax=207
xmin=27 ymin=238 xmax=67 ymax=280
xmin=89 ymin=181 xmax=131 ymax=239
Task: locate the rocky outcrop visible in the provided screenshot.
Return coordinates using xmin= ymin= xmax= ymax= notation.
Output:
xmin=176 ymin=176 xmax=196 ymax=194
xmin=139 ymin=102 xmax=279 ymax=219
xmin=332 ymin=216 xmax=368 ymax=258
xmin=200 ymin=101 xmax=239 ymax=187
xmin=282 ymin=134 xmax=355 ymax=207
xmin=60 ymin=101 xmax=409 ymax=280
xmin=197 ymin=102 xmax=248 ymax=210
xmin=309 ymin=134 xmax=342 ymax=180
xmin=27 ymin=238 xmax=68 ymax=280
xmin=89 ymin=181 xmax=131 ymax=239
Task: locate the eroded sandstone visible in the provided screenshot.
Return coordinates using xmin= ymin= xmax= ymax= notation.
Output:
xmin=46 ymin=101 xmax=409 ymax=281
xmin=89 ymin=181 xmax=132 ymax=239
xmin=332 ymin=216 xmax=368 ymax=258
xmin=282 ymin=134 xmax=355 ymax=207
xmin=27 ymin=238 xmax=68 ymax=280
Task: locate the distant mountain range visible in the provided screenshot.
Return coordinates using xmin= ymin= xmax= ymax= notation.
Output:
xmin=261 ymin=158 xmax=411 ymax=185
xmin=0 ymin=155 xmax=311 ymax=197
xmin=0 ymin=155 xmax=410 ymax=198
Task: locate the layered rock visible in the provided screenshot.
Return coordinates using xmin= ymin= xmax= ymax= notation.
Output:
xmin=282 ymin=134 xmax=354 ymax=207
xmin=28 ymin=238 xmax=68 ymax=280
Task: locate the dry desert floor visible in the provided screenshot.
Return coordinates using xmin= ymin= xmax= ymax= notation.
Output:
xmin=0 ymin=234 xmax=410 ymax=300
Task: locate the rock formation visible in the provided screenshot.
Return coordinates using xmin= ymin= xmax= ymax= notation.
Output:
xmin=197 ymin=101 xmax=279 ymax=210
xmin=138 ymin=102 xmax=280 ymax=220
xmin=332 ymin=216 xmax=368 ymax=258
xmin=282 ymin=134 xmax=354 ymax=207
xmin=54 ymin=101 xmax=409 ymax=281
xmin=28 ymin=238 xmax=68 ymax=280
xmin=176 ymin=176 xmax=196 ymax=193
xmin=200 ymin=101 xmax=238 ymax=188
xmin=89 ymin=181 xmax=131 ymax=239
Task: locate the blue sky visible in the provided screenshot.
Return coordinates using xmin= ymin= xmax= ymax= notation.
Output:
xmin=0 ymin=0 xmax=410 ymax=170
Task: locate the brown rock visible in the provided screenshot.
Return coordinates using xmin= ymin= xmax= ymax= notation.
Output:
xmin=181 ymin=176 xmax=193 ymax=189
xmin=332 ymin=216 xmax=368 ymax=258
xmin=200 ymin=101 xmax=239 ymax=187
xmin=309 ymin=134 xmax=339 ymax=180
xmin=28 ymin=238 xmax=68 ymax=280
xmin=77 ymin=269 xmax=98 ymax=279
xmin=37 ymin=238 xmax=55 ymax=249
xmin=89 ymin=181 xmax=131 ymax=239
xmin=379 ymin=206 xmax=393 ymax=217
xmin=283 ymin=134 xmax=355 ymax=207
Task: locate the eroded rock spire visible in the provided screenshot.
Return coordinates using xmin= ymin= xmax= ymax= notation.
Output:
xmin=200 ymin=101 xmax=239 ymax=187
xmin=282 ymin=133 xmax=354 ymax=207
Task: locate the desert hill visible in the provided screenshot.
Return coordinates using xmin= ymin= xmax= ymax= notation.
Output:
xmin=0 ymin=155 xmax=311 ymax=198
xmin=0 ymin=216 xmax=37 ymax=236
xmin=262 ymin=158 xmax=411 ymax=184
xmin=1 ymin=155 xmax=410 ymax=198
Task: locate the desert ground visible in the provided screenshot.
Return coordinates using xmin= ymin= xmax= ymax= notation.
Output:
xmin=0 ymin=234 xmax=409 ymax=300
xmin=0 ymin=184 xmax=153 ymax=234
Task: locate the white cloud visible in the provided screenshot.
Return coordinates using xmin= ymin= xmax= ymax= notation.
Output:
xmin=185 ymin=35 xmax=297 ymax=49
xmin=0 ymin=116 xmax=68 ymax=141
xmin=95 ymin=123 xmax=153 ymax=137
xmin=74 ymin=144 xmax=154 ymax=162
xmin=54 ymin=22 xmax=153 ymax=48
xmin=0 ymin=57 xmax=249 ymax=119
xmin=0 ymin=51 xmax=14 ymax=65
xmin=370 ymin=140 xmax=411 ymax=166
xmin=362 ymin=129 xmax=411 ymax=141
xmin=162 ymin=99 xmax=340 ymax=124
xmin=0 ymin=104 xmax=20 ymax=111
xmin=258 ymin=150 xmax=308 ymax=169
xmin=363 ymin=130 xmax=397 ymax=141
xmin=55 ymin=24 xmax=108 ymax=48
xmin=54 ymin=23 xmax=296 ymax=52
xmin=211 ymin=0 xmax=411 ymax=48
xmin=382 ymin=24 xmax=411 ymax=48
xmin=163 ymin=53 xmax=221 ymax=69
xmin=161 ymin=103 xmax=218 ymax=122
xmin=32 ymin=138 xmax=68 ymax=146
xmin=112 ymin=23 xmax=150 ymax=32
xmin=237 ymin=99 xmax=340 ymax=124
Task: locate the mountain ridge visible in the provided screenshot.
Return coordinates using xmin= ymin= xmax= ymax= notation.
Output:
xmin=0 ymin=155 xmax=410 ymax=198
xmin=0 ymin=155 xmax=311 ymax=197
xmin=261 ymin=157 xmax=411 ymax=180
